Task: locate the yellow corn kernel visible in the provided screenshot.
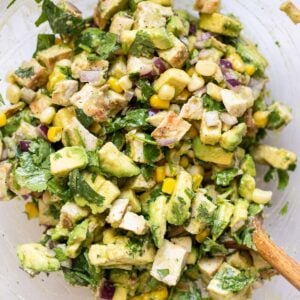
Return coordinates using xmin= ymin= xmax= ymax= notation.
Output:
xmin=47 ymin=126 xmax=63 ymax=143
xmin=150 ymin=95 xmax=170 ymax=110
xmin=131 ymin=286 xmax=168 ymax=300
xmin=158 ymin=84 xmax=176 ymax=101
xmin=187 ymin=67 xmax=195 ymax=77
xmin=177 ymin=89 xmax=191 ymax=102
xmin=245 ymin=64 xmax=257 ymax=76
xmin=196 ymin=228 xmax=210 ymax=243
xmin=162 ymin=178 xmax=176 ymax=195
xmin=180 ymin=156 xmax=189 ymax=168
xmin=227 ymin=53 xmax=245 ymax=73
xmin=25 ymin=202 xmax=39 ymax=219
xmin=39 ymin=107 xmax=56 ymax=125
xmin=192 ymin=174 xmax=203 ymax=190
xmin=47 ymin=70 xmax=66 ymax=92
xmin=155 ymin=166 xmax=166 ymax=183
xmin=253 ymin=111 xmax=269 ymax=128
xmin=0 ymin=112 xmax=7 ymax=127
xmin=108 ymin=77 xmax=124 ymax=93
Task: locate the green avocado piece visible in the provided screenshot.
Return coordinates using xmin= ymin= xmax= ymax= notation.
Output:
xmin=50 ymin=146 xmax=88 ymax=177
xmin=193 ymin=137 xmax=234 ymax=166
xmin=145 ymin=28 xmax=174 ymax=49
xmin=220 ymin=123 xmax=247 ymax=152
xmin=235 ymin=37 xmax=268 ymax=76
xmin=199 ymin=13 xmax=242 ymax=37
xmin=98 ymin=142 xmax=140 ymax=178
xmin=167 ymin=15 xmax=189 ymax=37
xmin=17 ymin=243 xmax=60 ymax=274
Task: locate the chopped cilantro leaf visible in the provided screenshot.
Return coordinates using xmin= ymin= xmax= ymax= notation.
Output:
xmin=203 ymin=94 xmax=225 ymax=112
xmin=127 ymin=237 xmax=144 ymax=257
xmin=15 ymin=67 xmax=34 ymax=78
xmin=137 ymin=80 xmax=155 ymax=103
xmin=214 ymin=168 xmax=239 ymax=187
xmin=233 ymin=226 xmax=255 ymax=250
xmin=280 ymin=202 xmax=289 ymax=216
xmin=277 ymin=169 xmax=289 ymax=190
xmin=34 ymin=34 xmax=55 ymax=57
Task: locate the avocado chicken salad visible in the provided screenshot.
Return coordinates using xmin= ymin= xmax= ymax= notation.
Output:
xmin=0 ymin=0 xmax=297 ymax=299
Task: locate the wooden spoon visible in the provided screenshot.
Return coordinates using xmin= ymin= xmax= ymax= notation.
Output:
xmin=252 ymin=216 xmax=300 ymax=290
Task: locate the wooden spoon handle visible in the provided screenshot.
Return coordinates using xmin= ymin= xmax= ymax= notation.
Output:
xmin=253 ymin=218 xmax=300 ymax=290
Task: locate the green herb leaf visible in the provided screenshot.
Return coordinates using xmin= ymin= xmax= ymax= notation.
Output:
xmin=214 ymin=168 xmax=239 ymax=186
xmin=267 ymin=110 xmax=285 ymax=130
xmin=280 ymin=202 xmax=289 ymax=216
xmin=6 ymin=0 xmax=16 ymax=9
xmin=233 ymin=226 xmax=255 ymax=249
xmin=127 ymin=237 xmax=144 ymax=257
xmin=34 ymin=34 xmax=55 ymax=57
xmin=54 ymin=247 xmax=68 ymax=262
xmin=277 ymin=169 xmax=289 ymax=190
xmin=15 ymin=139 xmax=53 ymax=192
xmin=157 ymin=269 xmax=170 ymax=279
xmin=200 ymin=238 xmax=228 ymax=256
xmin=111 ymin=131 xmax=126 ymax=150
xmin=197 ymin=204 xmax=214 ymax=227
xmin=77 ymin=28 xmax=119 ymax=60
xmin=141 ymin=165 xmax=154 ymax=181
xmin=144 ymin=139 xmax=161 ymax=164
xmin=217 ymin=268 xmax=256 ymax=292
xmin=69 ymin=170 xmax=105 ymax=206
xmin=15 ymin=67 xmax=35 ymax=78
xmin=248 ymin=203 xmax=263 ymax=216
xmin=203 ymin=94 xmax=225 ymax=112
xmin=264 ymin=167 xmax=276 ymax=182
xmin=47 ymin=176 xmax=72 ymax=202
xmin=137 ymin=80 xmax=155 ymax=103
xmin=37 ymin=0 xmax=85 ymax=36
xmin=128 ymin=31 xmax=155 ymax=58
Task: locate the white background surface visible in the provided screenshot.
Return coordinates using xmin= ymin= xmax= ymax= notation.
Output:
xmin=0 ymin=0 xmax=299 ymax=299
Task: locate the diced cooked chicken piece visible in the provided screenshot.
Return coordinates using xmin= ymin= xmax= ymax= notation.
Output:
xmin=0 ymin=161 xmax=12 ymax=200
xmin=29 ymin=93 xmax=52 ymax=119
xmin=200 ymin=110 xmax=222 ymax=145
xmin=171 ymin=237 xmax=192 ymax=253
xmin=70 ymin=84 xmax=128 ymax=122
xmin=147 ymin=111 xmax=168 ymax=127
xmin=134 ymin=1 xmax=173 ymax=29
xmin=106 ymin=198 xmax=129 ymax=227
xmin=62 ymin=117 xmax=99 ymax=151
xmin=280 ymin=1 xmax=300 ymax=24
xmin=71 ymin=52 xmax=109 ymax=80
xmin=198 ymin=257 xmax=224 ymax=284
xmin=14 ymin=121 xmax=39 ymax=142
xmin=150 ymin=239 xmax=188 ymax=286
xmin=194 ymin=0 xmax=220 ymax=14
xmin=119 ymin=211 xmax=148 ymax=235
xmin=180 ymin=96 xmax=203 ymax=120
xmin=94 ymin=0 xmax=128 ymax=29
xmin=151 ymin=111 xmax=191 ymax=147
xmin=52 ymin=80 xmax=78 ymax=107
xmin=158 ymin=35 xmax=189 ymax=69
xmin=12 ymin=59 xmax=48 ymax=90
xmin=20 ymin=87 xmax=37 ymax=104
xmin=221 ymin=87 xmax=254 ymax=117
xmin=37 ymin=45 xmax=73 ymax=71
xmin=127 ymin=56 xmax=154 ymax=75
xmin=110 ymin=12 xmax=134 ymax=35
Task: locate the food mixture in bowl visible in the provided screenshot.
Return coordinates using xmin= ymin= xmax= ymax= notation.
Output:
xmin=0 ymin=0 xmax=297 ymax=299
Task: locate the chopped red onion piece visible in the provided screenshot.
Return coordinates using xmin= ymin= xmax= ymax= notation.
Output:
xmin=153 ymin=58 xmax=167 ymax=74
xmin=38 ymin=125 xmax=49 ymax=139
xmin=226 ymin=78 xmax=240 ymax=88
xmin=79 ymin=70 xmax=101 ymax=83
xmin=100 ymin=280 xmax=115 ymax=300
xmin=19 ymin=141 xmax=31 ymax=152
xmin=148 ymin=108 xmax=159 ymax=117
xmin=220 ymin=59 xmax=233 ymax=69
xmin=140 ymin=70 xmax=157 ymax=80
xmin=22 ymin=194 xmax=31 ymax=201
xmin=189 ymin=23 xmax=197 ymax=35
xmin=196 ymin=32 xmax=212 ymax=42
xmin=157 ymin=138 xmax=178 ymax=147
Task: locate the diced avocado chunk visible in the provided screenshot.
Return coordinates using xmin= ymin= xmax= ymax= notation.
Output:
xmin=220 ymin=123 xmax=247 ymax=152
xmin=207 ymin=263 xmax=254 ymax=300
xmin=238 ymin=174 xmax=256 ymax=200
xmin=251 ymin=144 xmax=297 ymax=170
xmin=120 ymin=189 xmax=141 ymax=213
xmin=226 ymin=251 xmax=252 ymax=269
xmin=149 ymin=195 xmax=168 ymax=248
xmin=199 ymin=13 xmax=242 ymax=37
xmin=212 ymin=201 xmax=234 ymax=240
xmin=53 ymin=107 xmax=76 ymax=128
xmin=17 ymin=243 xmax=60 ymax=274
xmin=50 ymin=146 xmax=88 ymax=176
xmin=128 ymin=173 xmax=156 ymax=191
xmin=62 ymin=117 xmax=99 ymax=151
xmin=230 ymin=199 xmax=249 ymax=233
xmin=94 ymin=0 xmax=128 ymax=29
xmin=198 ymin=256 xmax=224 ymax=284
xmin=167 ymin=15 xmax=189 ymax=37
xmin=74 ymin=172 xmax=120 ymax=214
xmin=154 ymin=68 xmax=191 ymax=96
xmin=167 ymin=170 xmax=193 ymax=225
xmin=240 ymin=154 xmax=256 ymax=177
xmin=88 ymin=237 xmax=155 ymax=266
xmin=236 ymin=38 xmax=268 ymax=76
xmin=145 ymin=28 xmax=174 ymax=49
xmin=98 ymin=142 xmax=140 ymax=178
xmin=193 ymin=137 xmax=234 ymax=166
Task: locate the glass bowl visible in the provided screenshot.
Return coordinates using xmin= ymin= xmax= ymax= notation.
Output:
xmin=0 ymin=0 xmax=299 ymax=299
